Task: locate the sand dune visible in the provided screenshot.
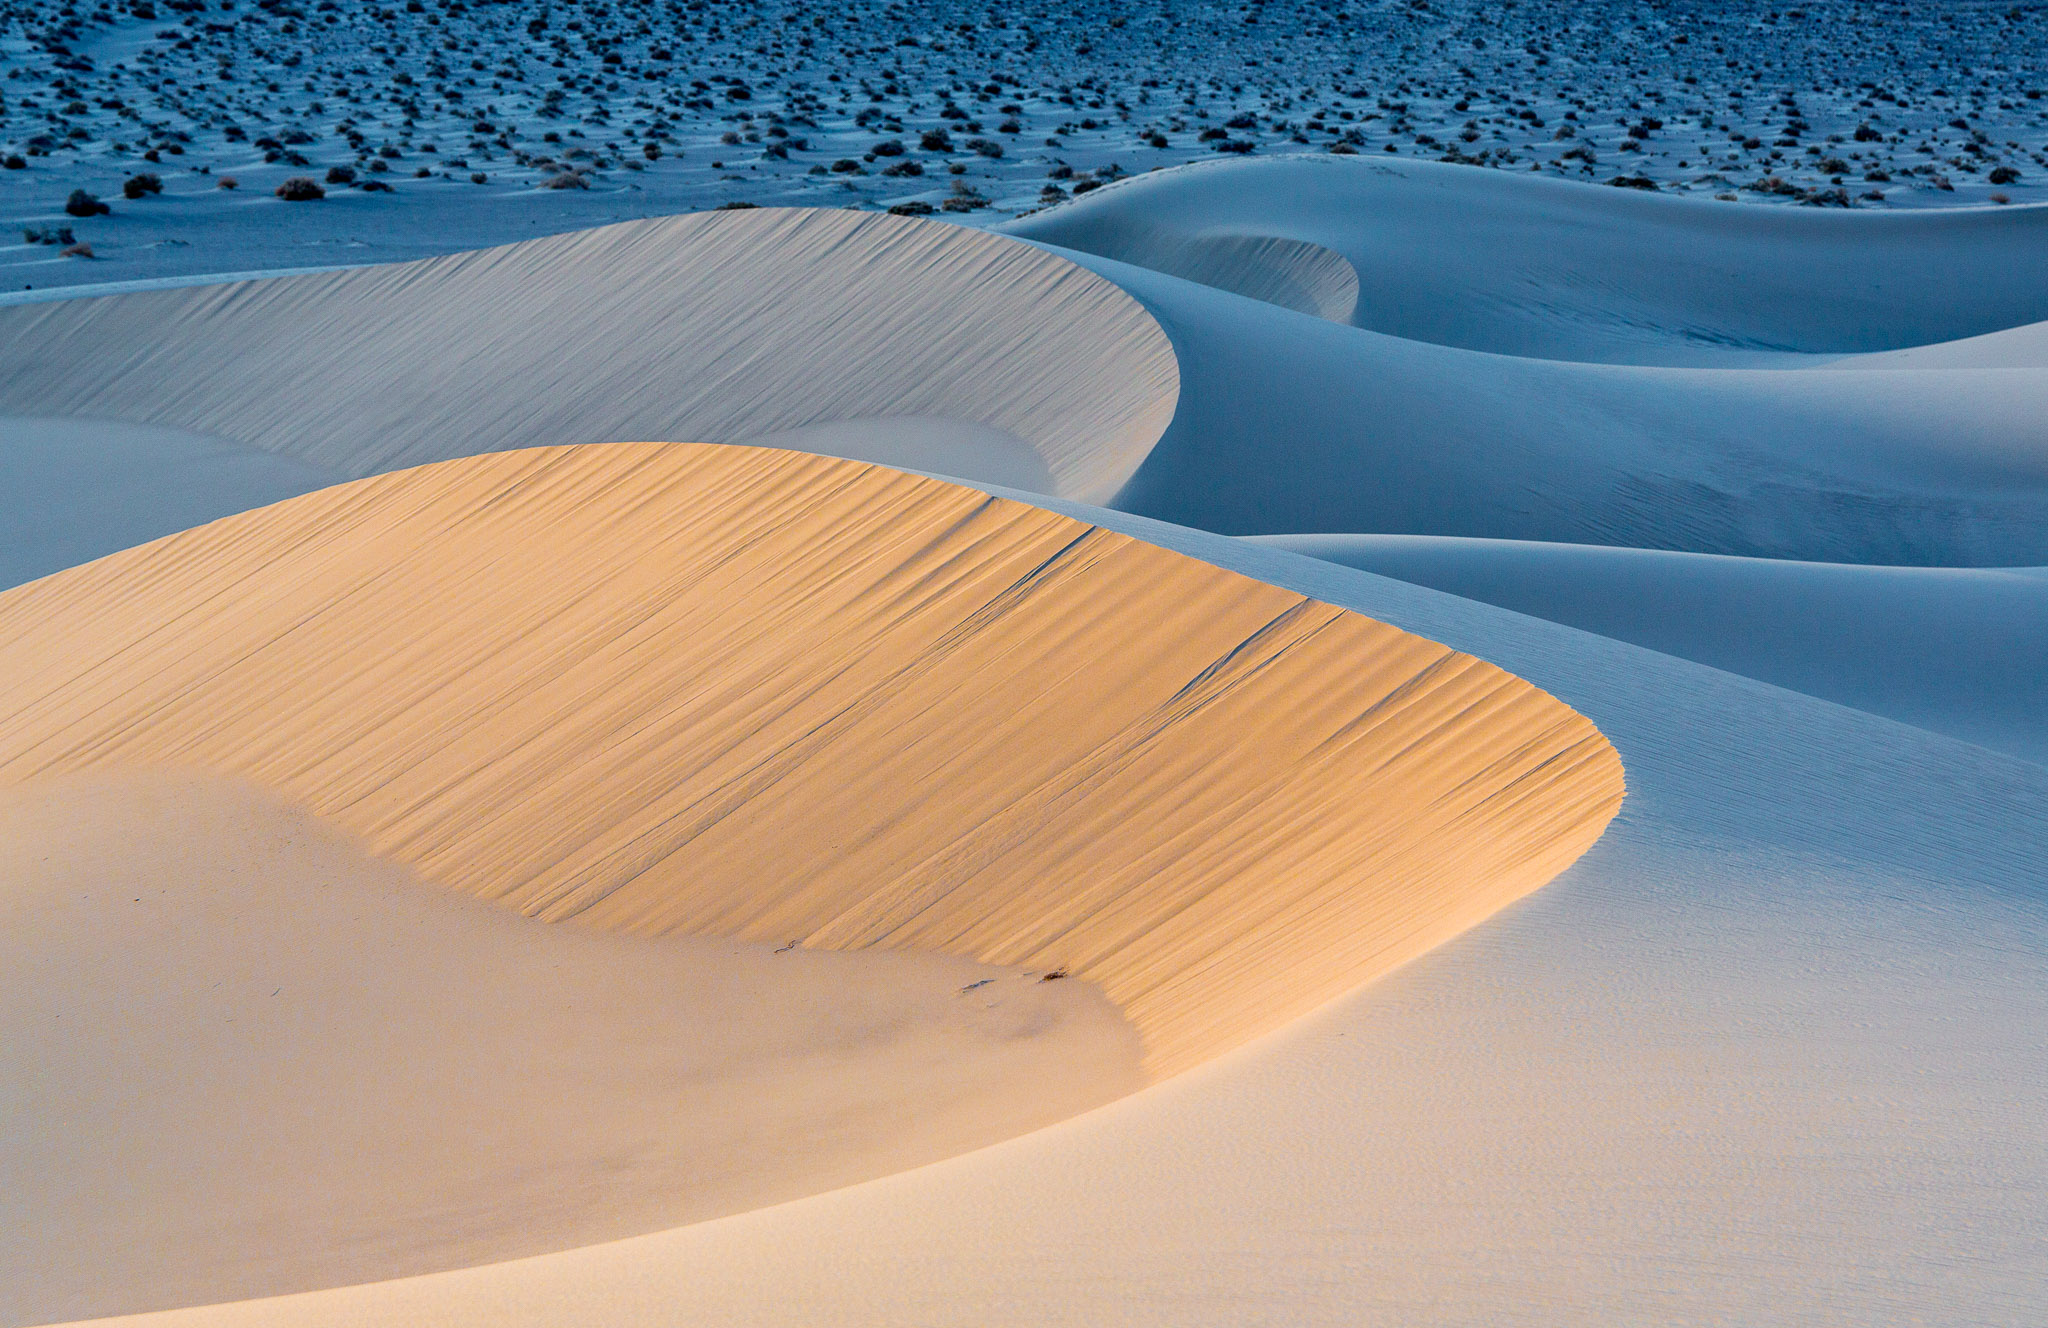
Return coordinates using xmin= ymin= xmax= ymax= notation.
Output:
xmin=53 ymin=498 xmax=2048 ymax=1328
xmin=0 ymin=442 xmax=1621 ymax=1080
xmin=1010 ymin=157 xmax=2048 ymax=364
xmin=1261 ymin=534 xmax=2048 ymax=765
xmin=1 ymin=770 xmax=1139 ymax=1324
xmin=1067 ymin=248 xmax=2048 ymax=562
xmin=0 ymin=209 xmax=1177 ymax=503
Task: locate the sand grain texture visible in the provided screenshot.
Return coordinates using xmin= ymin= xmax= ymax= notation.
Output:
xmin=0 ymin=442 xmax=1621 ymax=1077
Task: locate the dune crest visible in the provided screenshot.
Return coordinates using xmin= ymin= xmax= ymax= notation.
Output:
xmin=1012 ymin=157 xmax=2048 ymax=363
xmin=0 ymin=443 xmax=1621 ymax=1077
xmin=0 ymin=209 xmax=1178 ymax=504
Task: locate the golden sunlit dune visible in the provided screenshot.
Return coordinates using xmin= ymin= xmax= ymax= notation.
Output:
xmin=0 ymin=442 xmax=1620 ymax=1077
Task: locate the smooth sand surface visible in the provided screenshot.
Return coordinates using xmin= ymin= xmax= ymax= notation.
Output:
xmin=49 ymin=504 xmax=2048 ymax=1328
xmin=0 ymin=770 xmax=1140 ymax=1325
xmin=0 ymin=417 xmax=334 ymax=591
xmin=0 ymin=442 xmax=1621 ymax=1079
xmin=1068 ymin=246 xmax=2048 ymax=563
xmin=1010 ymin=156 xmax=2048 ymax=363
xmin=1261 ymin=533 xmax=2048 ymax=766
xmin=0 ymin=209 xmax=1177 ymax=502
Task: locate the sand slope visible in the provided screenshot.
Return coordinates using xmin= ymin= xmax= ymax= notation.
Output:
xmin=1262 ymin=534 xmax=2048 ymax=765
xmin=0 ymin=209 xmax=1177 ymax=503
xmin=56 ymin=500 xmax=2048 ymax=1328
xmin=1065 ymin=248 xmax=2048 ymax=563
xmin=0 ymin=442 xmax=1619 ymax=1080
xmin=1010 ymin=157 xmax=2048 ymax=364
xmin=0 ymin=770 xmax=1139 ymax=1325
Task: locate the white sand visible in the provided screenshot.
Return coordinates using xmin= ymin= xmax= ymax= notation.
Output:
xmin=1010 ymin=157 xmax=2048 ymax=363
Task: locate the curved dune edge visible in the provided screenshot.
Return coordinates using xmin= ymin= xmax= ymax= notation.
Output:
xmin=1011 ymin=156 xmax=2048 ymax=362
xmin=0 ymin=208 xmax=1178 ymax=504
xmin=0 ymin=442 xmax=1623 ymax=1077
xmin=1021 ymin=214 xmax=1361 ymax=323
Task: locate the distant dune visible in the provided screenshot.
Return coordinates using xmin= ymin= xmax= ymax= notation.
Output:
xmin=0 ymin=209 xmax=1177 ymax=502
xmin=1011 ymin=157 xmax=2048 ymax=364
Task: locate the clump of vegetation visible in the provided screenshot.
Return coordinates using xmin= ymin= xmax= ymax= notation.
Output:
xmin=539 ymin=168 xmax=588 ymax=189
xmin=274 ymin=176 xmax=325 ymax=201
xmin=60 ymin=242 xmax=95 ymax=259
xmin=1989 ymin=165 xmax=2021 ymax=185
xmin=217 ymin=176 xmax=239 ymax=189
xmin=64 ymin=189 xmax=110 ymax=217
xmin=23 ymin=225 xmax=77 ymax=245
xmin=122 ymin=172 xmax=163 ymax=199
xmin=887 ymin=200 xmax=934 ymax=215
xmin=325 ymin=165 xmax=356 ymax=185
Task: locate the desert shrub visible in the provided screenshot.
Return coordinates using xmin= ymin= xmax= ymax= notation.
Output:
xmin=1989 ymin=165 xmax=2021 ymax=184
xmin=966 ymin=137 xmax=1004 ymax=158
xmin=360 ymin=179 xmax=393 ymax=193
xmin=1607 ymin=174 xmax=1658 ymax=190
xmin=325 ymin=164 xmax=356 ymax=184
xmin=1328 ymin=142 xmax=1359 ymax=155
xmin=871 ymin=138 xmax=905 ymax=157
xmin=2 ymin=155 xmax=24 ymax=170
xmin=539 ymin=169 xmax=588 ymax=189
xmin=60 ymin=242 xmax=94 ymax=258
xmin=1213 ymin=138 xmax=1255 ymax=154
xmin=919 ymin=129 xmax=953 ymax=152
xmin=122 ymin=172 xmax=163 ymax=199
xmin=470 ymin=172 xmax=487 ymax=184
xmin=881 ymin=159 xmax=923 ymax=177
xmin=218 ymin=176 xmax=238 ymax=189
xmin=887 ymin=200 xmax=934 ymax=216
xmin=830 ymin=158 xmax=863 ymax=173
xmin=23 ymin=225 xmax=76 ymax=245
xmin=643 ymin=141 xmax=661 ymax=160
xmin=715 ymin=200 xmax=758 ymax=210
xmin=1145 ymin=132 xmax=1169 ymax=148
xmin=274 ymin=176 xmax=325 ymax=200
xmin=65 ymin=189 xmax=110 ymax=217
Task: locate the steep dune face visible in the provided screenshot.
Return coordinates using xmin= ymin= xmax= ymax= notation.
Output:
xmin=1010 ymin=157 xmax=2048 ymax=363
xmin=0 ymin=209 xmax=1177 ymax=503
xmin=0 ymin=443 xmax=1621 ymax=1078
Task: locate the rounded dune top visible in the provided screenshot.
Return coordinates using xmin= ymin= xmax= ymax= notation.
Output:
xmin=0 ymin=443 xmax=1622 ymax=1077
xmin=1008 ymin=156 xmax=2048 ymax=362
xmin=0 ymin=207 xmax=1179 ymax=503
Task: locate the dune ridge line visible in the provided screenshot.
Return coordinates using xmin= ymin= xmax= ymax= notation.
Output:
xmin=0 ymin=442 xmax=1623 ymax=1075
xmin=0 ymin=208 xmax=1179 ymax=503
